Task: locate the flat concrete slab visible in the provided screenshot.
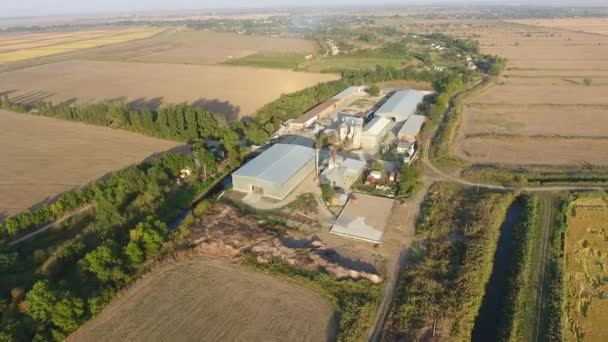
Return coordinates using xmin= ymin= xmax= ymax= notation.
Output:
xmin=330 ymin=193 xmax=395 ymax=243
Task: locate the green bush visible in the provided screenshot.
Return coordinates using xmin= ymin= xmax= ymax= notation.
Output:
xmin=390 ymin=183 xmax=514 ymax=340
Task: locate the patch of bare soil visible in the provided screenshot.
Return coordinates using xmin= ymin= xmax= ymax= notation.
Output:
xmin=188 ymin=203 xmax=382 ymax=283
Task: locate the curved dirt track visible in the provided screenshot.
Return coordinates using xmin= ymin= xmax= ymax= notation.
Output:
xmin=69 ymin=258 xmax=337 ymax=342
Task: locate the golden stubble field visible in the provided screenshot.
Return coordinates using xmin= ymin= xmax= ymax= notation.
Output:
xmin=0 ymin=59 xmax=339 ymax=118
xmin=0 ymin=110 xmax=181 ymax=217
xmin=0 ymin=28 xmax=163 ymax=63
xmin=565 ymin=196 xmax=608 ymax=341
xmin=447 ymin=19 xmax=608 ymax=166
xmin=510 ymin=18 xmax=608 ymax=36
xmin=69 ymin=258 xmax=336 ymax=342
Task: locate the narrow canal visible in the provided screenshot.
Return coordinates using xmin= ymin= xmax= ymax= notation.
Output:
xmin=472 ymin=199 xmax=524 ymax=341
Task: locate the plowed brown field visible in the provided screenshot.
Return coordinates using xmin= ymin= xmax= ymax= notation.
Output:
xmin=0 ymin=60 xmax=339 ymax=119
xmin=69 ymin=258 xmax=336 ymax=342
xmin=449 ymin=20 xmax=608 ymax=166
xmin=0 ymin=110 xmax=181 ymax=217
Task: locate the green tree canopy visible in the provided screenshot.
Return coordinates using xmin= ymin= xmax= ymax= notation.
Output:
xmin=25 ymin=281 xmax=57 ymax=323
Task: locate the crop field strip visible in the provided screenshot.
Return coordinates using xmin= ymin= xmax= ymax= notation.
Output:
xmin=0 ymin=59 xmax=339 ymax=118
xmin=0 ymin=109 xmax=181 ymax=216
xmin=69 ymin=259 xmax=336 ymax=342
xmin=444 ymin=19 xmax=608 ymax=166
xmin=0 ymin=28 xmax=164 ymax=62
xmin=565 ymin=196 xmax=608 ymax=341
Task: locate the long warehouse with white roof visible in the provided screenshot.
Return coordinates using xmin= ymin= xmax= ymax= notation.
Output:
xmin=374 ymin=89 xmax=431 ymax=122
xmin=231 ymin=144 xmax=315 ymax=200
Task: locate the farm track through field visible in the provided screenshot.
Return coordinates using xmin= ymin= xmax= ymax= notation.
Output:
xmin=7 ymin=204 xmax=93 ymax=247
xmin=533 ymin=195 xmax=554 ymax=342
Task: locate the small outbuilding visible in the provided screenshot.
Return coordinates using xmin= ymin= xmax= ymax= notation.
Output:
xmin=396 ymin=141 xmax=415 ymax=155
xmin=321 ymin=157 xmax=366 ymax=190
xmin=232 ymin=144 xmax=315 ymax=200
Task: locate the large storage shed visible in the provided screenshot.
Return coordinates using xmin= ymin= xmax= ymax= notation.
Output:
xmin=360 ymin=117 xmax=394 ymax=149
xmin=232 ymin=144 xmax=315 ymax=200
xmin=397 ymin=114 xmax=426 ymax=141
xmin=375 ymin=90 xmax=431 ymax=123
xmin=289 ymin=98 xmax=341 ymax=130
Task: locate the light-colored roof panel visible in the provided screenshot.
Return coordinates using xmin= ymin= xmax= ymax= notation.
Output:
xmin=363 ymin=117 xmax=393 ymax=136
xmin=398 ymin=114 xmax=426 ymax=138
xmin=233 ymin=144 xmax=315 ymax=184
xmin=333 ymin=86 xmax=365 ymax=99
xmin=293 ymin=98 xmax=341 ymax=124
xmin=375 ymin=90 xmax=431 ymax=122
xmin=330 ymin=193 xmax=394 ymax=243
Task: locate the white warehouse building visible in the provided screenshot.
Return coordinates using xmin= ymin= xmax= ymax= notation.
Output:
xmin=360 ymin=117 xmax=394 ymax=149
xmin=397 ymin=114 xmax=427 ymax=141
xmin=232 ymin=144 xmax=315 ymax=200
xmin=375 ymin=89 xmax=432 ymax=123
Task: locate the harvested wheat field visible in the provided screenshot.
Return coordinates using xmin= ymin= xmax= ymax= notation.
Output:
xmin=564 ymin=196 xmax=608 ymax=341
xmin=510 ymin=18 xmax=608 ymax=36
xmin=448 ymin=19 xmax=608 ymax=166
xmin=69 ymin=258 xmax=336 ymax=342
xmin=0 ymin=28 xmax=163 ymax=62
xmin=78 ymin=30 xmax=315 ymax=65
xmin=0 ymin=60 xmax=338 ymax=118
xmin=0 ymin=110 xmax=181 ymax=217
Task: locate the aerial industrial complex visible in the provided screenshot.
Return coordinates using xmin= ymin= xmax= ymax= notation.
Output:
xmin=232 ymin=85 xmax=430 ymax=243
xmin=232 ymin=143 xmax=316 ymax=200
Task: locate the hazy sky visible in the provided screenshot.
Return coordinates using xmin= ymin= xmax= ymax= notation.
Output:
xmin=2 ymin=0 xmax=603 ymax=17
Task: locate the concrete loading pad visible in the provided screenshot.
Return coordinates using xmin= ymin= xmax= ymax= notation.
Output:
xmin=330 ymin=193 xmax=395 ymax=243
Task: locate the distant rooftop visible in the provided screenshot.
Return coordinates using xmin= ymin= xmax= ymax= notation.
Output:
xmin=333 ymin=86 xmax=366 ymax=100
xmin=293 ymin=98 xmax=341 ymax=124
xmin=232 ymin=143 xmax=314 ymax=184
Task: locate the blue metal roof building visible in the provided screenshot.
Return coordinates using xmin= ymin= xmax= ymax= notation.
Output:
xmin=232 ymin=144 xmax=316 ymax=200
xmin=374 ymin=90 xmax=431 ymax=123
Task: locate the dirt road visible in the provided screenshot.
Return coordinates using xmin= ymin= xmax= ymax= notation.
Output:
xmin=533 ymin=195 xmax=555 ymax=342
xmin=367 ymin=181 xmax=429 ymax=342
xmin=7 ymin=204 xmax=93 ymax=246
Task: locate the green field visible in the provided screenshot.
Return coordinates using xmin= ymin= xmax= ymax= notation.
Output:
xmin=225 ymin=52 xmax=308 ymax=69
xmin=303 ymin=55 xmax=409 ymax=72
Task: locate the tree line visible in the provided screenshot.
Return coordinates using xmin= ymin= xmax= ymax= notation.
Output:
xmin=0 ymin=151 xmax=220 ymax=341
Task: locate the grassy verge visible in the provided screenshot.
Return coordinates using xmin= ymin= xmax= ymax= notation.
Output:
xmin=386 ymin=183 xmax=513 ymax=341
xmin=498 ymin=194 xmax=542 ymax=341
xmin=462 ymin=165 xmax=608 ymax=187
xmin=243 ymin=255 xmax=382 ymax=342
xmin=303 ymin=55 xmax=409 ymax=73
xmin=427 ymin=76 xmax=494 ymax=173
xmin=225 ymin=52 xmax=308 ymax=69
xmin=539 ymin=195 xmax=569 ymax=341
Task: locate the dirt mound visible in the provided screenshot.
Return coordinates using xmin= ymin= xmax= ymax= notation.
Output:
xmin=189 ymin=203 xmax=382 ymax=283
